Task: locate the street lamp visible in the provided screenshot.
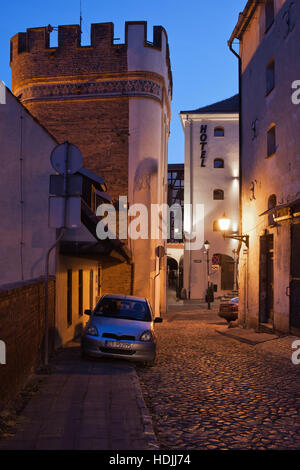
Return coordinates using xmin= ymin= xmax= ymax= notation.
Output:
xmin=204 ymin=240 xmax=211 ymax=310
xmin=218 ymin=213 xmax=249 ymax=248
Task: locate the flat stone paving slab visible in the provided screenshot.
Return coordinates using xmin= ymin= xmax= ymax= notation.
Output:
xmin=0 ymin=342 xmax=158 ymax=451
xmin=216 ymin=326 xmax=279 ymax=345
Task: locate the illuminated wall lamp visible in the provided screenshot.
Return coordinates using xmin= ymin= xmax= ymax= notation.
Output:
xmin=218 ymin=213 xmax=249 ymax=248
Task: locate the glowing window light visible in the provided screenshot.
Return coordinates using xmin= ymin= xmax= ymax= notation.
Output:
xmin=219 ymin=213 xmax=231 ymax=232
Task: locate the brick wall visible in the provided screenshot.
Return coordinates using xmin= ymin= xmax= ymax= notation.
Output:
xmin=0 ymin=278 xmax=55 ymax=411
xmin=10 ymin=25 xmax=127 ymax=88
xmin=101 ymin=255 xmax=134 ymax=297
xmin=25 ymin=99 xmax=129 ymax=200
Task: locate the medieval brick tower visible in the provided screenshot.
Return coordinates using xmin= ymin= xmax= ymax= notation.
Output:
xmin=10 ymin=22 xmax=172 ymax=315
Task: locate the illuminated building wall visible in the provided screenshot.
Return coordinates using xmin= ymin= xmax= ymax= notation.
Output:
xmin=180 ymin=96 xmax=239 ymax=299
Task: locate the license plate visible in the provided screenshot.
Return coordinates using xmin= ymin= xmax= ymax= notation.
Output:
xmin=105 ymin=341 xmax=132 ymax=350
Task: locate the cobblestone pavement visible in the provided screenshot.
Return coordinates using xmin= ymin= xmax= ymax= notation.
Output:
xmin=136 ymin=305 xmax=300 ymax=450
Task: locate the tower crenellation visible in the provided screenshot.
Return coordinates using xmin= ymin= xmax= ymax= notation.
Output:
xmin=11 ymin=22 xmax=172 ymax=98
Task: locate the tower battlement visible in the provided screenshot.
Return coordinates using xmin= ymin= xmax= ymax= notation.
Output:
xmin=10 ymin=23 xmax=120 ymax=56
xmin=10 ymin=21 xmax=172 ymax=99
xmin=10 ymin=22 xmax=169 ymax=55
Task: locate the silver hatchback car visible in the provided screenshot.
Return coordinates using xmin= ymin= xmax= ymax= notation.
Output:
xmin=81 ymin=294 xmax=162 ymax=364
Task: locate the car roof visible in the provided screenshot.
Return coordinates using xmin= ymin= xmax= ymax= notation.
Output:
xmin=101 ymin=294 xmax=148 ymax=303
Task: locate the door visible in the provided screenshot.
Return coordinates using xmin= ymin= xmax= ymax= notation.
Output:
xmin=220 ymin=254 xmax=234 ymax=291
xmin=89 ymin=270 xmax=94 ymax=310
xmin=290 ymin=222 xmax=300 ymax=330
xmin=259 ymin=235 xmax=274 ymax=324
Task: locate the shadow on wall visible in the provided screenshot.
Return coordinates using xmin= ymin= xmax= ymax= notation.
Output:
xmin=134 ymin=157 xmax=158 ymax=193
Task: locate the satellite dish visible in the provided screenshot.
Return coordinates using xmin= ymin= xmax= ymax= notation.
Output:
xmin=50 ymin=142 xmax=82 ymax=175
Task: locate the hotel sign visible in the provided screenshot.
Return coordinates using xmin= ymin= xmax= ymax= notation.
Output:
xmin=200 ymin=124 xmax=208 ymax=167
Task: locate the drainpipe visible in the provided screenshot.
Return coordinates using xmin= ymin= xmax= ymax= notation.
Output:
xmin=228 ymin=40 xmax=242 ymax=249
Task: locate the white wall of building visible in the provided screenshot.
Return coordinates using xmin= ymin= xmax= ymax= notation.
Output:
xmin=181 ymin=113 xmax=239 ymax=299
xmin=0 ymin=88 xmax=57 ymax=285
xmin=235 ymin=0 xmax=300 ymax=333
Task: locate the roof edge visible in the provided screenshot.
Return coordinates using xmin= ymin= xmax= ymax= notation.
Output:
xmin=228 ymin=0 xmax=260 ymax=45
xmin=180 ymin=94 xmax=239 ymax=115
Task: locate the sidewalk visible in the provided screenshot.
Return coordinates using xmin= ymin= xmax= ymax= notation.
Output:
xmin=0 ymin=341 xmax=158 ymax=450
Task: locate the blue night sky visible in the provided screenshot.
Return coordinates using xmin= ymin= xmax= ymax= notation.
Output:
xmin=0 ymin=0 xmax=246 ymax=163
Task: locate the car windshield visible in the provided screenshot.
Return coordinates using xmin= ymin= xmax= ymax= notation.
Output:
xmin=94 ymin=298 xmax=152 ymax=322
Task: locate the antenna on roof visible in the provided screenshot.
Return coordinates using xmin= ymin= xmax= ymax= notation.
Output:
xmin=80 ymin=0 xmax=83 ymax=36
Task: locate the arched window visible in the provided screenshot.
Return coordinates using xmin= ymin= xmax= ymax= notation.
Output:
xmin=266 ymin=58 xmax=275 ymax=95
xmin=267 ymin=124 xmax=276 ymax=157
xmin=214 ymin=158 xmax=224 ymax=168
xmin=213 ymin=189 xmax=224 ymax=200
xmin=214 ymin=126 xmax=224 ymax=137
xmin=268 ymin=194 xmax=277 ymax=225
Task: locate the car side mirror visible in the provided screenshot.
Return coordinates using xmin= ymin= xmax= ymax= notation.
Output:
xmin=84 ymin=309 xmax=92 ymax=316
xmin=154 ymin=317 xmax=163 ymax=323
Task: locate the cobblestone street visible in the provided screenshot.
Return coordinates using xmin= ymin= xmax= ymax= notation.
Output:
xmin=137 ymin=304 xmax=300 ymax=450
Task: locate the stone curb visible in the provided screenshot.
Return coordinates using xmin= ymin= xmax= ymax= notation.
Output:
xmin=130 ymin=370 xmax=159 ymax=450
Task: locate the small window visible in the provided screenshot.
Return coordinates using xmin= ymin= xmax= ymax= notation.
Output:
xmin=213 ymin=220 xmax=221 ymax=232
xmin=213 ymin=189 xmax=224 ymax=200
xmin=67 ymin=270 xmax=73 ymax=326
xmin=214 ymin=159 xmax=224 ymax=169
xmin=265 ymin=0 xmax=275 ymax=32
xmin=266 ymin=59 xmax=275 ymax=95
xmin=268 ymin=194 xmax=277 ymax=225
xmin=78 ymin=270 xmax=83 ymax=317
xmin=214 ymin=127 xmax=224 ymax=137
xmin=267 ymin=125 xmax=276 ymax=157
xmin=97 ymin=265 xmax=101 ymax=297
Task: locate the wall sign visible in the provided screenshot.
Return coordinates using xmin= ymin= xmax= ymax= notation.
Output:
xmin=200 ymin=124 xmax=208 ymax=167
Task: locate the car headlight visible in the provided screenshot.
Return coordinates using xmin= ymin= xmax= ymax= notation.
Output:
xmin=85 ymin=325 xmax=98 ymax=337
xmin=140 ymin=330 xmax=152 ymax=342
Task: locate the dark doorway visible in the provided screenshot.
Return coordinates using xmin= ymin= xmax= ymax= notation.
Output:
xmin=167 ymin=257 xmax=178 ymax=290
xmin=218 ymin=254 xmax=234 ymax=291
xmin=259 ymin=234 xmax=274 ymax=324
xmin=290 ymin=222 xmax=300 ymax=331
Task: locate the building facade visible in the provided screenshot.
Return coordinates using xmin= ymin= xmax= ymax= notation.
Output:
xmin=229 ymin=0 xmax=300 ymax=334
xmin=10 ymin=22 xmax=172 ymax=317
xmin=180 ymin=96 xmax=239 ymax=300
